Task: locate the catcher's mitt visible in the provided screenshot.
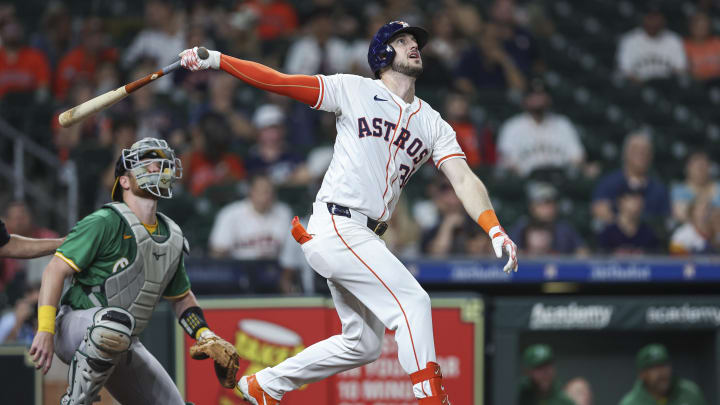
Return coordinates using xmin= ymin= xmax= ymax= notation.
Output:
xmin=190 ymin=335 xmax=240 ymax=388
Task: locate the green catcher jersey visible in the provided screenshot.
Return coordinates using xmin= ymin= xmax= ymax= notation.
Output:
xmin=618 ymin=378 xmax=706 ymax=405
xmin=56 ymin=207 xmax=191 ymax=310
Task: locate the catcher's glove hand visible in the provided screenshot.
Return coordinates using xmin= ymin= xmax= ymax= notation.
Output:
xmin=189 ymin=332 xmax=239 ymax=388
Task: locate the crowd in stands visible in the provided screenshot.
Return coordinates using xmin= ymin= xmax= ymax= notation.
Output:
xmin=0 ymin=0 xmax=719 ymax=301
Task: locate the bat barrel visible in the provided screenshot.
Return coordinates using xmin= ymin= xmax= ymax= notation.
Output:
xmin=58 ymin=86 xmax=129 ymax=128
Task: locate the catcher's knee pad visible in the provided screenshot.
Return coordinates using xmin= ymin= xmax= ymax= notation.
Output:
xmin=61 ymin=308 xmax=135 ymax=405
xmin=410 ymin=362 xmax=451 ymax=405
xmin=88 ymin=307 xmax=134 ymax=356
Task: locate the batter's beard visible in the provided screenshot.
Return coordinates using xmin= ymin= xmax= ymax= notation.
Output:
xmin=391 ymin=59 xmax=423 ymax=78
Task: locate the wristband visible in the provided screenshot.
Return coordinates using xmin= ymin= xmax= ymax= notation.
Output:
xmin=477 ymin=209 xmax=501 ymax=235
xmin=196 ymin=327 xmax=211 ymax=339
xmin=38 ymin=305 xmax=57 ymax=334
xmin=179 ymin=306 xmax=209 ymax=340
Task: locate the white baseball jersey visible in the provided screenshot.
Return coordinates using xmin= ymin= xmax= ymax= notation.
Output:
xmin=311 ymin=74 xmax=466 ymax=222
xmin=208 ymin=199 xmax=293 ymax=259
xmin=497 ymin=112 xmax=585 ymax=176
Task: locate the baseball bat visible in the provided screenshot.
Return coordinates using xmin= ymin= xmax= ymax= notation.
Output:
xmin=58 ymin=47 xmax=210 ymax=128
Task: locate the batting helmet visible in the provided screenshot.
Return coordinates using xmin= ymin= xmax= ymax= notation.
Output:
xmin=368 ymin=21 xmax=429 ymax=79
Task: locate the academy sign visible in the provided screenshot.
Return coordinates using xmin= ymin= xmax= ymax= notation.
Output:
xmin=529 ymin=302 xmax=614 ymax=330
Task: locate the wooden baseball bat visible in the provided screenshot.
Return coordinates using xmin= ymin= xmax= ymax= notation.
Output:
xmin=58 ymin=47 xmax=210 ymax=128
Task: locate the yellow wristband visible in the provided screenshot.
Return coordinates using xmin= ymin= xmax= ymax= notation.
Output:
xmin=195 ymin=327 xmax=210 ymax=340
xmin=38 ymin=305 xmax=57 ymax=335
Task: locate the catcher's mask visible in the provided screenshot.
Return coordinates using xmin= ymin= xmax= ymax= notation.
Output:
xmin=111 ymin=138 xmax=182 ymax=202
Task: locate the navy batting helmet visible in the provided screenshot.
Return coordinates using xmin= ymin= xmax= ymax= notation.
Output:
xmin=368 ymin=21 xmax=429 ymax=78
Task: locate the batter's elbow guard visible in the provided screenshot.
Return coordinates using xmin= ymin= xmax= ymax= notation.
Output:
xmin=179 ymin=306 xmax=209 ymax=339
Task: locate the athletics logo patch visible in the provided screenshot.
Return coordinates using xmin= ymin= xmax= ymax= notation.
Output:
xmin=113 ymin=257 xmax=129 ymax=273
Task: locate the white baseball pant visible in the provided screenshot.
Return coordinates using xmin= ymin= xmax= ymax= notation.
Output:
xmin=256 ymin=202 xmax=437 ymax=399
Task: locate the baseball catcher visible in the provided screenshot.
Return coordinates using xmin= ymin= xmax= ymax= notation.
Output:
xmin=29 ymin=138 xmax=238 ymax=404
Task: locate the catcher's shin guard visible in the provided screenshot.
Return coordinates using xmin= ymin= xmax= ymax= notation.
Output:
xmin=410 ymin=362 xmax=451 ymax=405
xmin=61 ymin=308 xmax=134 ymax=405
xmin=237 ymin=375 xmax=281 ymax=405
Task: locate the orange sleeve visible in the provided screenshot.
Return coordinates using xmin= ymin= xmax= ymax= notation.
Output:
xmin=219 ymin=54 xmax=320 ymax=106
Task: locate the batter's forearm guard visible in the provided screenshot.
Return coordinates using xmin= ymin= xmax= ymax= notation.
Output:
xmin=179 ymin=306 xmax=209 ymax=339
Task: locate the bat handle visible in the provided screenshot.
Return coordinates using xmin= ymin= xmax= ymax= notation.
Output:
xmin=163 ymin=60 xmax=181 ymax=75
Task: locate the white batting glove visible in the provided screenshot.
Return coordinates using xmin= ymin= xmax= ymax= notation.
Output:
xmin=489 ymin=225 xmax=518 ymax=274
xmin=179 ymin=46 xmax=221 ymax=71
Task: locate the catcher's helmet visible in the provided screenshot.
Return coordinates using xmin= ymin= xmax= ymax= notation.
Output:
xmin=367 ymin=21 xmax=429 ymax=79
xmin=111 ymin=137 xmax=182 ymax=202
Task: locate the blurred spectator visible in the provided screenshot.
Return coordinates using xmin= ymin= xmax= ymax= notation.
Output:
xmin=455 ymin=20 xmax=528 ymax=92
xmin=455 ymin=0 xmax=540 ymax=93
xmin=54 ymin=17 xmax=117 ymax=101
xmin=445 ymin=92 xmax=496 ymax=168
xmin=184 ymin=112 xmax=246 ymax=196
xmin=246 ymin=104 xmax=310 ymax=185
xmin=671 ymin=151 xmax=720 ymax=223
xmin=488 ymin=0 xmax=542 ymax=74
xmin=242 ymin=0 xmax=298 ymax=42
xmin=0 ymin=219 xmax=62 ymax=260
xmin=0 ymin=17 xmax=50 ymax=100
xmin=218 ymin=4 xmax=262 ymax=60
xmin=597 ymin=187 xmax=659 ymax=255
xmin=669 ymin=197 xmax=715 ymax=255
xmin=69 ymin=129 xmax=115 ymax=217
xmin=384 ymin=0 xmax=424 ymax=27
xmin=520 ymin=221 xmax=554 ymax=256
xmin=464 ymin=224 xmax=494 ymax=256
xmin=123 ymin=0 xmax=185 ymax=93
xmin=381 ymin=196 xmax=421 ymax=257
xmin=564 ymin=377 xmax=594 ymax=405
xmin=421 ymin=178 xmax=487 ymax=257
xmin=518 ymin=344 xmax=575 ymax=405
xmin=420 ymin=10 xmax=462 ymax=86
xmin=52 ymin=80 xmax=99 ymax=161
xmin=497 ymin=81 xmax=585 ymax=177
xmin=284 ymin=7 xmax=348 ymax=75
xmin=29 ymin=1 xmax=71 ymax=69
xmin=684 ymin=12 xmax=720 ymax=83
xmin=347 ymin=14 xmax=385 ymax=77
xmin=0 ymin=282 xmax=38 ymax=345
xmin=509 ymin=183 xmax=587 ymax=255
xmin=192 ymin=73 xmax=254 ymax=142
xmin=1 ymin=202 xmax=59 ymax=291
xmin=618 ymin=344 xmax=706 ymax=405
xmin=617 ymin=4 xmax=687 ymax=83
xmin=97 ymin=116 xmax=139 ymax=206
xmin=125 ymin=59 xmax=186 ymax=140
xmin=208 ymin=174 xmax=292 ymax=259
xmin=592 ymin=132 xmax=669 ymax=225
xmin=3 ymin=201 xmax=58 ymax=240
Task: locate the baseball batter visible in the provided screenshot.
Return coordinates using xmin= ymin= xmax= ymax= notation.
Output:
xmin=29 ymin=138 xmax=237 ymax=405
xmin=181 ymin=20 xmax=519 ymax=405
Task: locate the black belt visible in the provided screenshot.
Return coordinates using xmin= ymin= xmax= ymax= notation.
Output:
xmin=326 ymin=203 xmax=388 ymax=236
